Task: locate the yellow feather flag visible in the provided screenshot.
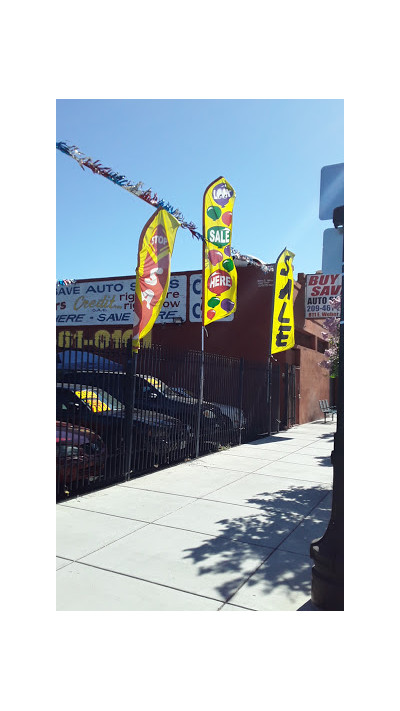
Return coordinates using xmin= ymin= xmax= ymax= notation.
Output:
xmin=203 ymin=177 xmax=237 ymax=326
xmin=270 ymin=248 xmax=295 ymax=354
xmin=132 ymin=208 xmax=180 ymax=351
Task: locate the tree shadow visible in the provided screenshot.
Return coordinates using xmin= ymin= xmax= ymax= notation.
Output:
xmin=183 ymin=483 xmax=332 ymax=602
xmin=250 ymin=430 xmax=335 ymax=446
xmin=250 ymin=435 xmax=298 ymax=445
xmin=315 ymin=431 xmax=335 ymax=441
xmin=315 ymin=454 xmax=332 ymax=467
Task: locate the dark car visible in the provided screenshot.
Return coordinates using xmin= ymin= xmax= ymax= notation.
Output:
xmin=132 ymin=375 xmax=230 ymax=441
xmin=56 ymin=383 xmax=190 ymax=469
xmin=169 ymin=385 xmax=246 ymax=433
xmin=57 ymin=349 xmax=124 ymax=373
xmin=56 ymin=350 xmax=229 ymax=448
xmin=56 ymin=420 xmax=106 ymax=493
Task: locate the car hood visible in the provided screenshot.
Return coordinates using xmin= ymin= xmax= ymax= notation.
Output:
xmin=89 ymin=408 xmax=187 ymax=428
xmin=132 ymin=408 xmax=186 ymax=428
xmin=156 ymin=393 xmax=222 ymax=415
xmin=214 ymin=403 xmax=246 ymax=424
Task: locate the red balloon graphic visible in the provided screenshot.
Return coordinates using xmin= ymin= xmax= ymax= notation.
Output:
xmin=208 ymin=249 xmax=223 ymax=266
xmin=221 ymin=211 xmax=232 ymax=226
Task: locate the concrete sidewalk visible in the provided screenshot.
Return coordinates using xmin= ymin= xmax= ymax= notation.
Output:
xmin=56 ymin=419 xmax=335 ymax=611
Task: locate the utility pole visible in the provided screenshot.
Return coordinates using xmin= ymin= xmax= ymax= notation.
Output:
xmin=310 ymin=164 xmax=344 ymax=610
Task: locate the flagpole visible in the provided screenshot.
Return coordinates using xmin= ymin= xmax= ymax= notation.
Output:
xmin=124 ymin=339 xmax=138 ymax=479
xmin=195 ymin=185 xmax=210 ymax=459
xmin=195 ymin=189 xmax=207 ymax=458
xmin=195 ymin=176 xmax=236 ymax=457
xmin=195 ymin=325 xmax=205 ymax=458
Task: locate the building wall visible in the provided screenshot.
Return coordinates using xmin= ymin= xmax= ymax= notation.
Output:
xmin=295 ymin=347 xmax=331 ymax=424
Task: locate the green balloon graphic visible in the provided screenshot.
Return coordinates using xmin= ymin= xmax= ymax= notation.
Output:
xmin=208 ymin=296 xmax=220 ymax=308
xmin=222 ymin=258 xmax=234 ymax=272
xmin=207 ymin=205 xmax=222 ymax=221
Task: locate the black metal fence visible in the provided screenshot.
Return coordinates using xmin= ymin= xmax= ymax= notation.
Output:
xmin=56 ymin=338 xmax=285 ymax=500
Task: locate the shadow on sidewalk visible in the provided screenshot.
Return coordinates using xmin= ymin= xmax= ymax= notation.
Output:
xmin=183 ymin=483 xmax=332 ymax=602
xmin=248 ymin=430 xmax=335 ymax=446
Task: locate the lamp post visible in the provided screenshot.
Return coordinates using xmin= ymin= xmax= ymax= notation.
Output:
xmin=309 ymin=205 xmax=344 ymax=610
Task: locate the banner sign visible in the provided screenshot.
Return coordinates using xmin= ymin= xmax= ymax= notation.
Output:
xmin=132 ymin=208 xmax=180 ymax=350
xmin=270 ymin=248 xmax=295 ymax=355
xmin=56 ymin=275 xmax=187 ymax=325
xmin=202 ymin=177 xmax=237 ymax=326
xmin=305 ymin=273 xmax=342 ymax=319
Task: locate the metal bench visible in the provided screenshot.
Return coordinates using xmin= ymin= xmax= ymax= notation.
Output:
xmin=319 ymin=399 xmax=336 ymax=423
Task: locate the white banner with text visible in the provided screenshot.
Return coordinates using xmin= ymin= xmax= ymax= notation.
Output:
xmin=56 ymin=276 xmax=187 ymax=326
xmin=305 ymin=273 xmax=342 ymax=319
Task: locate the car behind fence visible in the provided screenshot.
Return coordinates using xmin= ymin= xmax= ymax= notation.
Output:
xmin=56 ymin=338 xmax=284 ymax=500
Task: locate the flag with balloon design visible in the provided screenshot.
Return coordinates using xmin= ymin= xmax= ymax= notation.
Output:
xmin=202 ymin=177 xmax=237 ymax=326
xmin=132 ymin=208 xmax=180 ymax=351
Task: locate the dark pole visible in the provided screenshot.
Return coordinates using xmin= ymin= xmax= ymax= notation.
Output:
xmin=124 ymin=339 xmax=138 ymax=481
xmin=238 ymin=357 xmax=244 ymax=446
xmin=310 ymin=206 xmax=344 ymax=610
xmin=195 ymin=326 xmax=205 ymax=459
xmin=267 ymin=358 xmax=272 ymax=436
xmin=283 ymin=363 xmax=289 ymax=430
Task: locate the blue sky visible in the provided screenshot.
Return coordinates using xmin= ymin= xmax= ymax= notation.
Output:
xmin=56 ymin=99 xmax=343 ymax=281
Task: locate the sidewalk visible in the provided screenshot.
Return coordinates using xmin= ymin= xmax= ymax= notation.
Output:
xmin=56 ymin=419 xmax=335 ymax=611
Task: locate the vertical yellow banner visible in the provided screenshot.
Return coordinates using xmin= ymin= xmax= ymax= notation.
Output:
xmin=270 ymin=248 xmax=295 ymax=354
xmin=203 ymin=177 xmax=237 ymax=326
xmin=132 ymin=208 xmax=180 ymax=351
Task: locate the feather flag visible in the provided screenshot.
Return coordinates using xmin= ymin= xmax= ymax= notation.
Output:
xmin=202 ymin=177 xmax=237 ymax=326
xmin=270 ymin=248 xmax=295 ymax=354
xmin=132 ymin=208 xmax=180 ymax=351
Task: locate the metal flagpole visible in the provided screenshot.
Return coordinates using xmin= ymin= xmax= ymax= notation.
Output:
xmin=195 ymin=325 xmax=205 ymax=458
xmin=267 ymin=355 xmax=272 ymax=436
xmin=195 ymin=182 xmax=209 ymax=459
xmin=124 ymin=339 xmax=138 ymax=480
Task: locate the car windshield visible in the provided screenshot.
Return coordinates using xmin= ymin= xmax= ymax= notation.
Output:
xmin=140 ymin=376 xmax=180 ymax=398
xmin=74 ymin=388 xmax=124 ymax=412
xmin=162 ymin=384 xmax=188 ymax=398
xmin=144 ymin=375 xmax=193 ymax=398
xmin=168 ymin=386 xmax=195 ymax=399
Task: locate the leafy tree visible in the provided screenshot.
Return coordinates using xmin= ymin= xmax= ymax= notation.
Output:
xmin=318 ymin=296 xmax=341 ymax=378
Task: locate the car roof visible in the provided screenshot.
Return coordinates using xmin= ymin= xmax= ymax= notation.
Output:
xmin=56 ymin=421 xmax=99 ymax=441
xmin=56 ymin=383 xmax=106 ymax=394
xmin=57 ymin=349 xmax=123 ymax=370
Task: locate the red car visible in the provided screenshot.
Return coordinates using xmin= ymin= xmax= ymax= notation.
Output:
xmin=56 ymin=421 xmax=106 ymax=493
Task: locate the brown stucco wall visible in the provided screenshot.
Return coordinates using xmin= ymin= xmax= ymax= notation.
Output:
xmin=295 ymin=346 xmax=331 ymax=424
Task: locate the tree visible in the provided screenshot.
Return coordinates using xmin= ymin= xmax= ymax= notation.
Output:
xmin=318 ymin=296 xmax=340 ymax=378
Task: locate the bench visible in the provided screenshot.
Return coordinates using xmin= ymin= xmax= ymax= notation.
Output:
xmin=319 ymin=399 xmax=336 ymax=423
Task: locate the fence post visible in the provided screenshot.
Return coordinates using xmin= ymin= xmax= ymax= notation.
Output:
xmin=195 ymin=327 xmax=205 ymax=459
xmin=267 ymin=359 xmax=272 ymax=436
xmin=238 ymin=358 xmax=244 ymax=446
xmin=124 ymin=339 xmax=137 ymax=480
xmin=281 ymin=363 xmax=288 ymax=430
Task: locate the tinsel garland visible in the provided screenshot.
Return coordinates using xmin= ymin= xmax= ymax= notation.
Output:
xmin=56 ymin=141 xmax=274 ymax=274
